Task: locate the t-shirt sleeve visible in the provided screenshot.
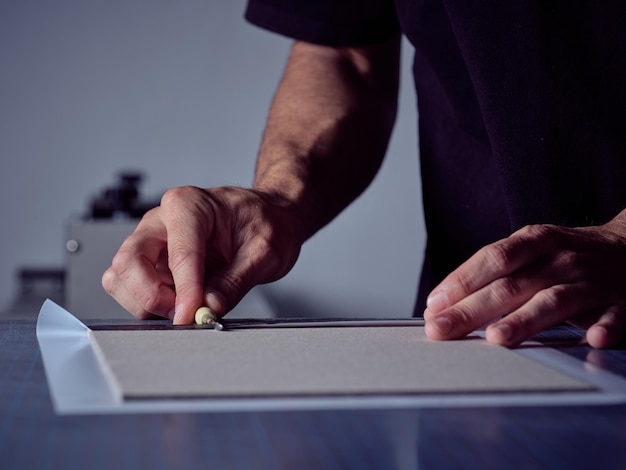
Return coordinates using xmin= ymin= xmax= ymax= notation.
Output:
xmin=244 ymin=0 xmax=400 ymax=47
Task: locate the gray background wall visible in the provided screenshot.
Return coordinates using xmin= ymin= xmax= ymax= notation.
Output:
xmin=0 ymin=0 xmax=424 ymax=318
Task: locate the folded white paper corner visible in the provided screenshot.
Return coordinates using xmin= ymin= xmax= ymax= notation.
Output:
xmin=36 ymin=299 xmax=120 ymax=413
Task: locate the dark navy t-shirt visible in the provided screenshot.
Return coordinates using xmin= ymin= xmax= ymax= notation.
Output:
xmin=245 ymin=1 xmax=626 ymax=313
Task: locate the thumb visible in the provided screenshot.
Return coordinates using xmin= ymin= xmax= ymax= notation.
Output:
xmin=204 ymin=242 xmax=280 ymax=317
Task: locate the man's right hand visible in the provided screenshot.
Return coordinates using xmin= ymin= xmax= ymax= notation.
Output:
xmin=102 ymin=185 xmax=304 ymax=324
xmin=103 ymin=37 xmax=400 ymax=325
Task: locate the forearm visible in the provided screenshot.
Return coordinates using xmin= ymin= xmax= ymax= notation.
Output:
xmin=253 ymin=36 xmax=401 ymax=241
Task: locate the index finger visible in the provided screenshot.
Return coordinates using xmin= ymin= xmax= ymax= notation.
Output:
xmin=160 ymin=188 xmax=210 ymax=325
xmin=426 ymin=225 xmax=558 ymax=313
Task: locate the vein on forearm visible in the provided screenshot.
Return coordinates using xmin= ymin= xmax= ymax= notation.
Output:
xmin=253 ymin=36 xmax=401 ymax=240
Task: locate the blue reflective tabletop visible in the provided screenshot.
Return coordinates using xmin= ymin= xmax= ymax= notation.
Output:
xmin=2 ymin=320 xmax=626 ymax=470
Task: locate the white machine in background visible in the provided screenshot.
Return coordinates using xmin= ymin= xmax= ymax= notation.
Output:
xmin=66 ymin=218 xmax=138 ymax=319
xmin=65 ymin=172 xmax=154 ymax=319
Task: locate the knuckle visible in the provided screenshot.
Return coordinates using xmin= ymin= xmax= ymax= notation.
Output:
xmin=555 ymin=251 xmax=585 ymax=280
xmin=139 ymin=206 xmax=160 ymax=223
xmin=250 ymin=235 xmax=278 ymax=262
xmin=558 ymin=250 xmax=582 ymax=270
xmin=490 ymin=276 xmax=522 ymax=304
xmin=448 ymin=303 xmax=481 ymax=330
xmin=517 ymin=223 xmax=562 ymax=251
xmin=517 ymin=223 xmax=556 ymax=239
xmin=110 ymin=247 xmax=135 ymax=279
xmin=451 ymin=272 xmax=474 ymax=297
xmin=219 ymin=272 xmax=247 ymax=297
xmin=136 ymin=289 xmax=162 ymax=316
xmin=160 ymin=186 xmax=202 ymax=211
xmin=250 ymin=228 xmax=298 ymax=276
xmin=535 ymin=284 xmax=570 ymax=310
xmin=101 ymin=268 xmax=117 ymax=295
xmin=484 ymin=241 xmax=513 ymax=272
xmin=167 ymin=247 xmax=199 ymax=273
xmin=243 ymin=216 xmax=282 ymax=256
xmin=161 ymin=185 xmax=193 ymax=203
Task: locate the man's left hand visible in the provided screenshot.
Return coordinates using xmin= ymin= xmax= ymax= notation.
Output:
xmin=424 ymin=211 xmax=626 ymax=348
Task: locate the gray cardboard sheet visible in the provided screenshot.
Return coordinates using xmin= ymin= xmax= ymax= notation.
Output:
xmin=90 ymin=326 xmax=592 ymax=399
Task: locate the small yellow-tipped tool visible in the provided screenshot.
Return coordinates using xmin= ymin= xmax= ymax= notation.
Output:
xmin=194 ymin=306 xmax=224 ymax=331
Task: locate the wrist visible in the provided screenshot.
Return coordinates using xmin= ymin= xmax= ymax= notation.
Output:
xmin=600 ymin=207 xmax=626 ymax=244
xmin=251 ymin=185 xmax=315 ymax=245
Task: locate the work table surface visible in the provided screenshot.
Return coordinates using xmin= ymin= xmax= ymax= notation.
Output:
xmin=2 ymin=319 xmax=626 ymax=470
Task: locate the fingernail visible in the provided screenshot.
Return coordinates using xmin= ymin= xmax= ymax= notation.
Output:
xmin=423 ymin=308 xmax=432 ymax=320
xmin=426 ymin=291 xmax=448 ymax=313
xmin=205 ymin=291 xmax=225 ymax=316
xmin=431 ymin=316 xmax=452 ymax=335
xmin=492 ymin=323 xmax=514 ymax=343
xmin=168 ymin=308 xmax=176 ymax=321
xmin=172 ymin=307 xmax=183 ymax=324
xmin=172 ymin=300 xmax=188 ymax=323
